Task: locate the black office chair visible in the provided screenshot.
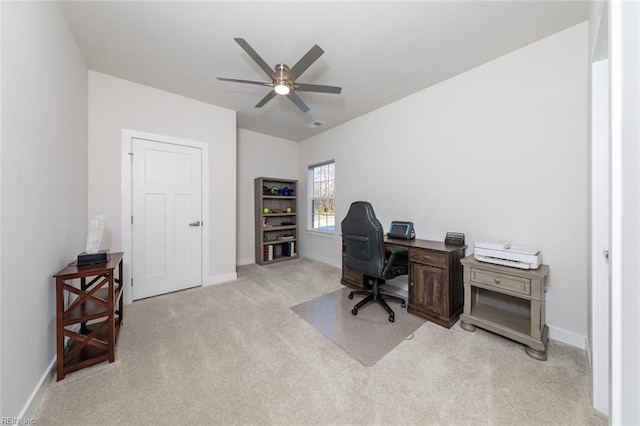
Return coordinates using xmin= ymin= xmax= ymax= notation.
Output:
xmin=341 ymin=201 xmax=408 ymax=323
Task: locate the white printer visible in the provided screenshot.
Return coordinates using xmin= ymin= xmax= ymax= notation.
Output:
xmin=473 ymin=241 xmax=542 ymax=270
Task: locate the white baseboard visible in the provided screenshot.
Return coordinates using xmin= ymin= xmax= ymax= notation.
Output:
xmin=548 ymin=325 xmax=587 ymax=349
xmin=299 ymin=251 xmax=341 ymax=269
xmin=205 ymin=272 xmax=237 ymax=286
xmin=237 ymin=257 xmax=254 ymax=266
xmin=17 ymin=357 xmax=56 ymax=421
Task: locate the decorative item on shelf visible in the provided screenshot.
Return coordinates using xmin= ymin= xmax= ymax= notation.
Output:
xmin=271 ymin=208 xmax=282 ymax=213
xmin=263 ymin=185 xmax=270 ymax=195
xmin=263 ymin=207 xmax=269 ymax=214
xmin=263 ymin=217 xmax=270 ymax=228
xmin=282 ymin=186 xmax=294 ymax=196
xmin=278 ymin=234 xmax=295 ymax=240
xmin=270 ymin=186 xmax=281 ymax=195
xmin=286 ymin=207 xmax=292 ymax=213
xmin=78 ymin=205 xmax=108 ymax=265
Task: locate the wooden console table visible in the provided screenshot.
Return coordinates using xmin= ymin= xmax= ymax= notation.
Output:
xmin=342 ymin=238 xmax=466 ymax=328
xmin=53 ymin=252 xmax=124 ymax=380
xmin=459 ymin=256 xmax=549 ymax=360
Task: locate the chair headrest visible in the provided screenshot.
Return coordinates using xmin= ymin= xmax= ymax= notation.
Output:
xmin=344 ymin=201 xmax=376 ymax=222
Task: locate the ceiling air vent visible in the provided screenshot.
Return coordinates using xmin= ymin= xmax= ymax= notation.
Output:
xmin=307 ymin=120 xmax=325 ymax=129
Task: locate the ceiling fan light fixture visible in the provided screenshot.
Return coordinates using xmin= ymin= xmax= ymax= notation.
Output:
xmin=274 ymin=81 xmax=291 ymax=95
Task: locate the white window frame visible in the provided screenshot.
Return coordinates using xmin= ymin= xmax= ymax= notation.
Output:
xmin=308 ymin=160 xmax=335 ymax=234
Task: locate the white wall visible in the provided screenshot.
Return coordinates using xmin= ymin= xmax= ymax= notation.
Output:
xmin=88 ymin=71 xmax=237 ymax=299
xmin=1 ymin=2 xmax=88 ymax=417
xmin=299 ymin=23 xmax=588 ymax=342
xmin=236 ymin=129 xmax=299 ymax=265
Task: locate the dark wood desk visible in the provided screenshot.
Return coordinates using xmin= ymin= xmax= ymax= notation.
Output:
xmin=342 ymin=238 xmax=466 ymax=328
xmin=53 ymin=252 xmax=124 ymax=380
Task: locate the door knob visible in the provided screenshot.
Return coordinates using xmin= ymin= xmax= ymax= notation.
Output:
xmin=189 ymin=221 xmax=201 ymax=227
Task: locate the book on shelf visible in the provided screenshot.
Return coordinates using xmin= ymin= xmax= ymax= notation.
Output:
xmin=282 ymin=241 xmax=296 ymax=257
xmin=263 ymin=244 xmax=274 ymax=261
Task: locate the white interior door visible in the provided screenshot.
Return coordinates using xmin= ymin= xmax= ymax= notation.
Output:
xmin=132 ymin=137 xmax=202 ymax=299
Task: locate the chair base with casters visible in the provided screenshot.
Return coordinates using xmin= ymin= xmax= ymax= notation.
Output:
xmin=348 ymin=277 xmax=406 ymax=323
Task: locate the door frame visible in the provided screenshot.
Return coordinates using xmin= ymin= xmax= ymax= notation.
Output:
xmin=590 ymin=58 xmax=610 ymax=416
xmin=589 ymin=4 xmax=611 ymax=415
xmin=121 ymin=129 xmax=210 ymax=305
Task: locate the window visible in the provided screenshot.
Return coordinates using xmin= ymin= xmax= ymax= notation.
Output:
xmin=309 ymin=160 xmax=335 ymax=232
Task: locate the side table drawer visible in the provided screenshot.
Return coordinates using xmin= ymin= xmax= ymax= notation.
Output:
xmin=469 ymin=268 xmax=531 ymax=296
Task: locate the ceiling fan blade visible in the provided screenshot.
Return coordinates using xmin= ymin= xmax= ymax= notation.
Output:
xmin=217 ymin=77 xmax=273 ymax=87
xmin=255 ymin=90 xmax=277 ymax=108
xmin=294 ymin=83 xmax=342 ymax=94
xmin=287 ymin=91 xmax=310 ymax=113
xmin=234 ymin=38 xmax=274 ymax=79
xmin=289 ymin=45 xmax=324 ymax=80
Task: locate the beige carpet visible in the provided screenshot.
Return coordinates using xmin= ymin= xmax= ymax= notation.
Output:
xmin=34 ymin=258 xmax=607 ymax=425
xmin=292 ymin=287 xmax=425 ymax=366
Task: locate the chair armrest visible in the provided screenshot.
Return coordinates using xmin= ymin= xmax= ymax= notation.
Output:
xmin=382 ymin=247 xmax=408 ymax=278
xmin=387 ymin=247 xmax=408 ymax=255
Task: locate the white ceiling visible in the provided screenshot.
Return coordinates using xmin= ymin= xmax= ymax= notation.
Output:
xmin=60 ymin=1 xmax=589 ymax=142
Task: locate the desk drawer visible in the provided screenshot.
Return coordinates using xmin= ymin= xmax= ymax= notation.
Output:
xmin=469 ymin=268 xmax=531 ymax=296
xmin=409 ymin=250 xmax=446 ymax=268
